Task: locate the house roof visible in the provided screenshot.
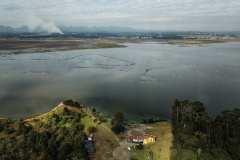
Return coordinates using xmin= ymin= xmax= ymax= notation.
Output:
xmin=128 ymin=134 xmax=156 ymax=140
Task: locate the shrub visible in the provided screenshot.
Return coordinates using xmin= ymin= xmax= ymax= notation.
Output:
xmin=63 ymin=107 xmax=70 ymax=115
xmin=136 ymin=143 xmax=144 ymax=150
xmin=51 ymin=114 xmax=60 ymax=123
xmin=88 ymin=126 xmax=97 ymax=133
xmin=91 ymin=108 xmax=96 ymax=113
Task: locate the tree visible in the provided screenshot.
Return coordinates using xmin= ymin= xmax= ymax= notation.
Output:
xmin=93 ymin=119 xmax=97 ymax=127
xmin=4 ymin=125 xmax=9 ymax=135
xmin=91 ymin=108 xmax=96 ymax=113
xmin=51 ymin=114 xmax=60 ymax=123
xmin=170 ymin=99 xmax=184 ymax=127
xmin=88 ymin=126 xmax=97 ymax=133
xmin=58 ymin=143 xmax=72 ymax=159
xmin=63 ymin=99 xmax=74 ymax=106
xmin=111 ymin=111 xmax=124 ymax=125
xmin=63 ymin=107 xmax=70 ymax=115
xmin=74 ymin=102 xmax=81 ymax=108
xmin=111 ymin=124 xmax=126 ymax=134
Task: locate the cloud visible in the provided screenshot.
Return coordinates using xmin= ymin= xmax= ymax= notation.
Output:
xmin=0 ymin=0 xmax=240 ymax=31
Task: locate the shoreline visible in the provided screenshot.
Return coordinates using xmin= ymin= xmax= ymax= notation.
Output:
xmin=0 ymin=39 xmax=127 ymax=52
xmin=0 ymin=102 xmax=86 ymax=121
xmin=1 ymin=38 xmax=238 ymax=52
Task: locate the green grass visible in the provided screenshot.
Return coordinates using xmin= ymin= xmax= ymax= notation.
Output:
xmin=98 ymin=125 xmax=120 ymax=147
xmin=81 ymin=114 xmax=96 ymax=134
xmin=130 ymin=122 xmax=173 ymax=160
xmin=102 ymin=122 xmax=124 ymax=141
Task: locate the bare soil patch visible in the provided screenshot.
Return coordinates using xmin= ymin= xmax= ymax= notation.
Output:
xmin=113 ymin=146 xmax=133 ymax=160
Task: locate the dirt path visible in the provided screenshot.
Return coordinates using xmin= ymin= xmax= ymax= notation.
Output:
xmin=82 ymin=108 xmax=120 ymax=145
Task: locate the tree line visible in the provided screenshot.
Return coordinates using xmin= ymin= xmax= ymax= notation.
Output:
xmin=0 ymin=107 xmax=88 ymax=160
xmin=171 ymin=99 xmax=240 ymax=160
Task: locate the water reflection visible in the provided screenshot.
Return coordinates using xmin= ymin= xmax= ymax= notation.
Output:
xmin=0 ymin=42 xmax=240 ymax=120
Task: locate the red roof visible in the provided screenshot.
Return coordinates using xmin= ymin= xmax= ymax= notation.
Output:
xmin=128 ymin=134 xmax=156 ymax=140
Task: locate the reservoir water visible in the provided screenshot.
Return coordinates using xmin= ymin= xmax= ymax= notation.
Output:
xmin=0 ymin=42 xmax=240 ymax=121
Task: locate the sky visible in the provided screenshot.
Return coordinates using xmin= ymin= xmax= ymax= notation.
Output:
xmin=0 ymin=0 xmax=240 ymax=31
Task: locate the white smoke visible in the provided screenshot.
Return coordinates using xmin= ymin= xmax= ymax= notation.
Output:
xmin=39 ymin=22 xmax=63 ymax=34
xmin=27 ymin=17 xmax=62 ymax=34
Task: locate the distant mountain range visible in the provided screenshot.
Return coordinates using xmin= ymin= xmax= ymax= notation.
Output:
xmin=0 ymin=25 xmax=148 ymax=34
xmin=0 ymin=25 xmax=29 ymax=33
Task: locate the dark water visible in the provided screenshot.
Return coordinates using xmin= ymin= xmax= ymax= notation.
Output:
xmin=0 ymin=42 xmax=240 ymax=121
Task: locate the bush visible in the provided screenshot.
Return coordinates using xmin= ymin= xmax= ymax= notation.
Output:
xmin=136 ymin=143 xmax=144 ymax=150
xmin=63 ymin=99 xmax=74 ymax=106
xmin=51 ymin=114 xmax=60 ymax=123
xmin=111 ymin=124 xmax=126 ymax=134
xmin=74 ymin=102 xmax=81 ymax=108
xmin=88 ymin=126 xmax=97 ymax=133
xmin=63 ymin=107 xmax=70 ymax=115
xmin=91 ymin=108 xmax=96 ymax=113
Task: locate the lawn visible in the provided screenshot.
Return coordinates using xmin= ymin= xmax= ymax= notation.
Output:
xmin=131 ymin=122 xmax=173 ymax=160
xmin=102 ymin=122 xmax=124 ymax=141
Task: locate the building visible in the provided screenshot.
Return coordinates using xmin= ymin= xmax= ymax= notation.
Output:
xmin=128 ymin=134 xmax=156 ymax=144
xmin=84 ymin=133 xmax=95 ymax=155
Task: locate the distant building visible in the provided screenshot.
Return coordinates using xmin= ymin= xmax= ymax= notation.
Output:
xmin=128 ymin=134 xmax=156 ymax=144
xmin=84 ymin=133 xmax=95 ymax=155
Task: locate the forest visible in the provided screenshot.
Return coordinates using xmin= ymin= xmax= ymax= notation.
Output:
xmin=0 ymin=100 xmax=88 ymax=160
xmin=170 ymin=99 xmax=240 ymax=160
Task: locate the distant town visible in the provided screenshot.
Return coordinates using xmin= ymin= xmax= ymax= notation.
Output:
xmin=0 ymin=25 xmax=240 ymax=41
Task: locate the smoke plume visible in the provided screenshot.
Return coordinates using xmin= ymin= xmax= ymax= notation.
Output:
xmin=27 ymin=17 xmax=62 ymax=34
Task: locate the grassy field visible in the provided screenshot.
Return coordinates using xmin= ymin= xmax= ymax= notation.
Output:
xmin=91 ymin=125 xmax=119 ymax=160
xmin=167 ymin=40 xmax=224 ymax=44
xmin=102 ymin=122 xmax=124 ymax=141
xmin=131 ymin=122 xmax=173 ymax=160
xmin=95 ymin=42 xmax=126 ymax=48
xmin=0 ymin=39 xmax=126 ymax=51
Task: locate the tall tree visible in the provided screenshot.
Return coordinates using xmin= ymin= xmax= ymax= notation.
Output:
xmin=111 ymin=111 xmax=124 ymax=125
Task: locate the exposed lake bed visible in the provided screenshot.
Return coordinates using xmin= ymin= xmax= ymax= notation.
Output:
xmin=0 ymin=41 xmax=240 ymax=121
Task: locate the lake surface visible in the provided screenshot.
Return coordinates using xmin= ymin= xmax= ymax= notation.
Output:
xmin=0 ymin=42 xmax=240 ymax=121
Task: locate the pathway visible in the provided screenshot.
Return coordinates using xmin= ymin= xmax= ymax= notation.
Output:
xmin=82 ymin=108 xmax=120 ymax=145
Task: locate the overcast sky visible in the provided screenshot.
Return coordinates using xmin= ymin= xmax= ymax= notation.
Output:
xmin=0 ymin=0 xmax=240 ymax=31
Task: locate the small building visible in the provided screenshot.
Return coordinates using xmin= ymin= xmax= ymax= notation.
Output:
xmin=84 ymin=133 xmax=95 ymax=155
xmin=128 ymin=134 xmax=156 ymax=144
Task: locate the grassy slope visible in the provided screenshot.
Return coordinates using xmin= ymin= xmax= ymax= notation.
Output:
xmin=1 ymin=105 xmax=120 ymax=160
xmin=131 ymin=122 xmax=173 ymax=160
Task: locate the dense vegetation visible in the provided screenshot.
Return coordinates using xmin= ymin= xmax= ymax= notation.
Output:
xmin=170 ymin=99 xmax=240 ymax=160
xmin=0 ymin=106 xmax=89 ymax=160
xmin=111 ymin=111 xmax=126 ymax=134
xmin=62 ymin=99 xmax=81 ymax=108
xmin=95 ymin=43 xmax=126 ymax=48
